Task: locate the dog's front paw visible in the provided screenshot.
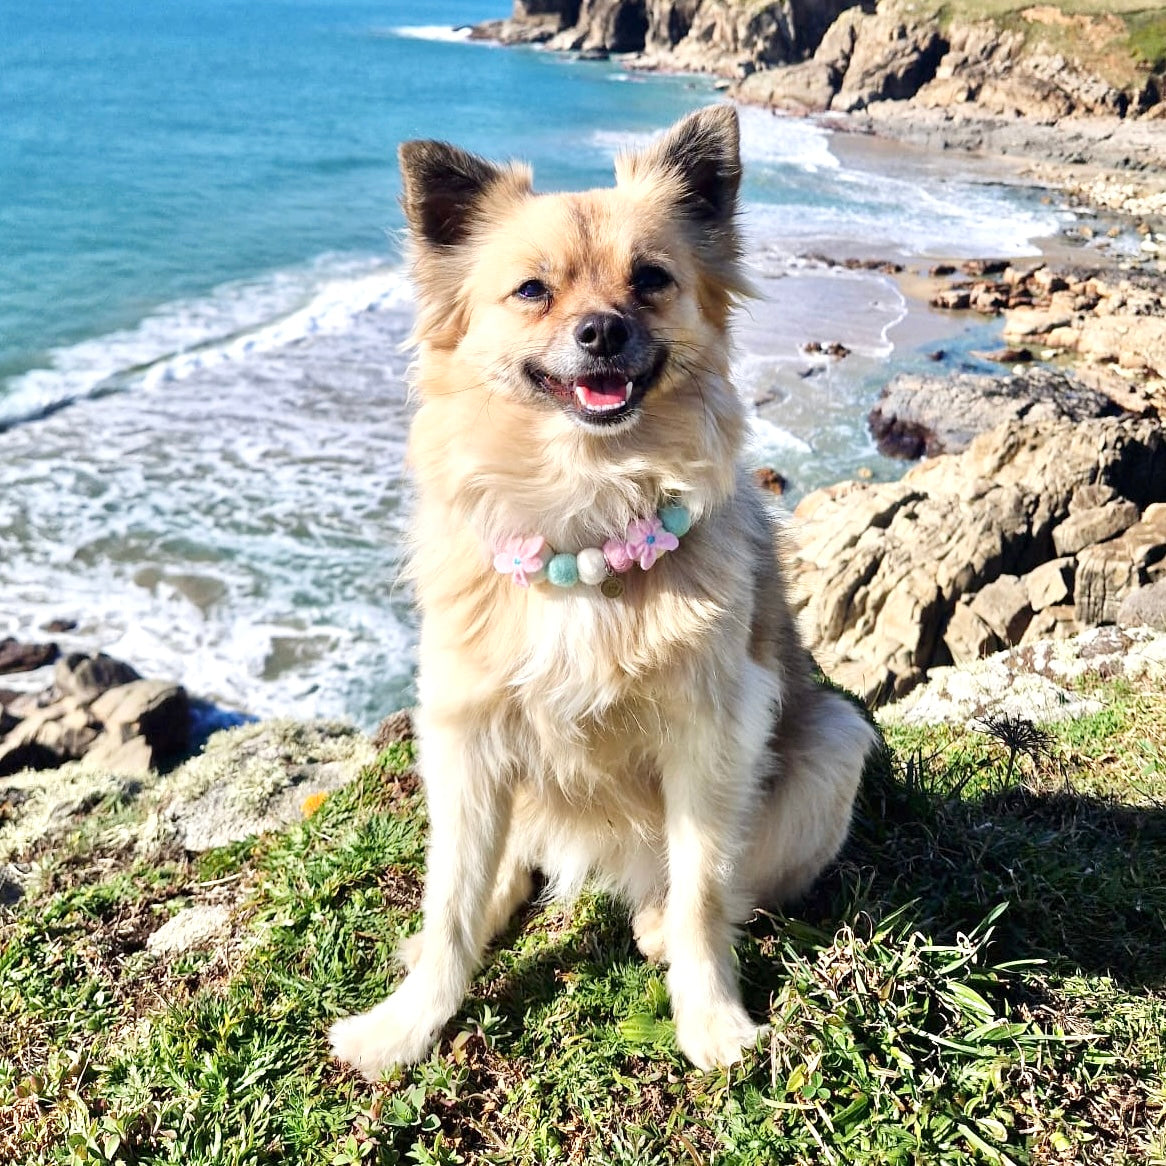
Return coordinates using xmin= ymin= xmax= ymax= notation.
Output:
xmin=329 ymin=987 xmax=445 ymax=1080
xmin=675 ymin=1002 xmax=764 ymax=1070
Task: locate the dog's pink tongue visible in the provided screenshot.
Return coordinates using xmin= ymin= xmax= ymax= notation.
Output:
xmin=574 ymin=374 xmax=629 ymax=410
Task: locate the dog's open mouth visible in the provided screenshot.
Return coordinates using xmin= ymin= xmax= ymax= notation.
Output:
xmin=527 ymin=354 xmax=665 ymax=427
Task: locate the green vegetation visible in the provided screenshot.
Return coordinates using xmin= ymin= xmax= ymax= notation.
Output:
xmin=2 ymin=691 xmax=1164 ymax=1164
xmin=927 ymin=0 xmax=1166 ymax=88
xmin=1128 ymin=11 xmax=1166 ymax=71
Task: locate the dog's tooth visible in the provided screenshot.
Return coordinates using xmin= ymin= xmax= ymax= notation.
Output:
xmin=624 ymin=380 xmax=633 ymax=400
xmin=574 ymin=385 xmax=587 ymax=408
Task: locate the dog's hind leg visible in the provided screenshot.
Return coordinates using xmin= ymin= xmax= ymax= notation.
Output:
xmin=329 ymin=718 xmax=513 ymax=1078
xmin=747 ymin=687 xmax=877 ymax=907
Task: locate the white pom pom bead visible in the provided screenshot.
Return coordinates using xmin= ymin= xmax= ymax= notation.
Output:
xmin=576 ymin=547 xmax=609 ymax=586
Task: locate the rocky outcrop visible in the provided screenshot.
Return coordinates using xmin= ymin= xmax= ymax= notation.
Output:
xmin=0 ymin=653 xmax=190 ymax=777
xmin=160 ymin=720 xmax=375 ymax=852
xmin=480 ymin=0 xmax=1165 ymax=134
xmin=735 ymin=3 xmax=1163 ymax=119
xmin=925 ymin=263 xmax=1166 ymax=419
xmin=880 ymin=625 xmax=1166 ymax=728
xmin=479 ymin=0 xmax=860 ymax=73
xmin=791 ymin=417 xmax=1166 ymax=705
xmin=0 ymin=718 xmax=377 ymax=867
xmin=867 ymin=367 xmax=1122 ymax=460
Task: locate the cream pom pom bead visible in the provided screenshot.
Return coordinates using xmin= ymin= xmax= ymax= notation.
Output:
xmin=576 ymin=547 xmax=609 ymax=586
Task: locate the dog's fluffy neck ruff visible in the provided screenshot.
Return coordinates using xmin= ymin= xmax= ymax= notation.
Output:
xmin=409 ymin=345 xmax=746 ymax=558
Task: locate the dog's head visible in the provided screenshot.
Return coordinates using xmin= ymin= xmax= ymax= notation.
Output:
xmin=398 ymin=106 xmax=749 ymax=435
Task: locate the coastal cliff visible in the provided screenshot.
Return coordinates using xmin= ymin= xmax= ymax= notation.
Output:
xmin=478 ymin=0 xmax=1166 ymax=140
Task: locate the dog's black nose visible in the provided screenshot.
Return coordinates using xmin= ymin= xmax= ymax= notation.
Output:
xmin=575 ymin=312 xmax=630 ymax=358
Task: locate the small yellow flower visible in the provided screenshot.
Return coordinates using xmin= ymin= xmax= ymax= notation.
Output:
xmin=300 ymin=791 xmax=329 ymax=818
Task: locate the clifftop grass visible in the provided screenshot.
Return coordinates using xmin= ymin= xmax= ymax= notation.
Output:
xmin=925 ymin=0 xmax=1166 ymax=88
xmin=2 ymin=676 xmax=1164 ymax=1164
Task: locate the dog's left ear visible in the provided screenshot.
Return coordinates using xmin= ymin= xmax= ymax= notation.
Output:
xmin=617 ymin=105 xmax=742 ymax=268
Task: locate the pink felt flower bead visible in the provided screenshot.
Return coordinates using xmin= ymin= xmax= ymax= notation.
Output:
xmin=625 ymin=516 xmax=679 ymax=570
xmin=602 ymin=536 xmax=635 ymax=574
xmin=493 ymin=535 xmax=548 ymax=587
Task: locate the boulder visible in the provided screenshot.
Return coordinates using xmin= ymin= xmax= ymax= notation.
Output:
xmin=0 ymin=656 xmax=191 ymax=777
xmin=0 ymin=640 xmax=59 ymax=675
xmin=969 ymin=574 xmax=1033 ymax=645
xmin=0 ymin=741 xmax=63 ymax=779
xmin=1074 ymin=503 xmax=1166 ymax=626
xmin=161 ymin=720 xmax=376 ymax=852
xmin=1024 ymin=557 xmax=1074 ymax=611
xmin=881 ymin=627 xmax=1166 ymax=730
xmin=54 ymin=653 xmax=141 ymax=702
xmin=1020 ymin=604 xmax=1078 ymax=645
xmin=1118 ymin=580 xmax=1166 ymax=632
xmin=943 ymin=601 xmax=999 ymax=665
xmin=867 ymin=368 xmax=1122 ymax=460
xmin=84 ymin=681 xmax=190 ymax=772
xmin=1051 ymin=500 xmax=1140 ymax=557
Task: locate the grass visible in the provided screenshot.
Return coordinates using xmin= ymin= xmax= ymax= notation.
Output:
xmin=2 ymin=687 xmax=1165 ymax=1164
xmin=919 ymin=0 xmax=1166 ymax=90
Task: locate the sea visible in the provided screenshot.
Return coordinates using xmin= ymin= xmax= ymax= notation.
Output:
xmin=0 ymin=0 xmax=1073 ymax=727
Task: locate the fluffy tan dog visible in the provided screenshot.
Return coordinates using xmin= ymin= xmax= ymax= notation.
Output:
xmin=329 ymin=105 xmax=876 ymax=1077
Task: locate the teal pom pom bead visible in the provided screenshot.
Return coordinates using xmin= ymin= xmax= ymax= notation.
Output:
xmin=659 ymin=504 xmax=692 ymax=538
xmin=547 ymin=552 xmax=579 ymax=588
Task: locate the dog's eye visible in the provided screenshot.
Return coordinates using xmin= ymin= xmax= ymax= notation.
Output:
xmin=632 ymin=264 xmax=674 ymax=297
xmin=514 ymin=279 xmax=551 ymax=301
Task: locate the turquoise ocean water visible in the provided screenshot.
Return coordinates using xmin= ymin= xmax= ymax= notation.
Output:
xmin=0 ymin=0 xmax=1069 ymax=724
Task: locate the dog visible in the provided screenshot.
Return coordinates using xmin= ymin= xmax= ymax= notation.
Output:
xmin=329 ymin=105 xmax=877 ymax=1077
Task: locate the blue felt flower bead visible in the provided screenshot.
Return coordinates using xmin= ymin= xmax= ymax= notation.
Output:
xmin=658 ymin=504 xmax=692 ymax=538
xmin=547 ymin=552 xmax=579 ymax=587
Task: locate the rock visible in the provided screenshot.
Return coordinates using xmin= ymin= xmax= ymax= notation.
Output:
xmin=54 ymin=653 xmax=141 ymax=701
xmin=1074 ymin=503 xmax=1166 ymax=626
xmin=980 ymin=347 xmax=1032 ymax=364
xmin=146 ymin=904 xmax=232 ymax=958
xmin=161 ymin=720 xmax=376 ymax=852
xmin=1020 ymin=604 xmax=1078 ymax=645
xmin=1069 ymin=482 xmax=1116 ymax=514
xmin=879 ymin=659 xmax=1100 ymax=729
xmin=1024 ymin=557 xmax=1074 ymax=611
xmin=880 ymin=627 xmax=1166 ymax=730
xmin=1118 ymin=579 xmax=1166 ymax=632
xmin=41 ymin=619 xmax=78 ymax=634
xmin=0 ymin=863 xmax=28 ymax=906
xmin=867 ymin=367 xmax=1121 ymax=460
xmin=0 ymin=657 xmax=191 ymax=777
xmin=496 ymin=0 xmax=860 ymax=69
xmin=0 ymin=639 xmax=59 ymax=675
xmin=792 ymin=417 xmax=1166 ymax=704
xmin=969 ymin=574 xmax=1033 ymax=645
xmin=830 ymin=10 xmax=947 ymax=112
xmin=1051 ymin=500 xmax=1140 ymax=556
xmin=88 ymin=680 xmax=190 ymax=759
xmin=943 ymin=601 xmax=1000 ymax=665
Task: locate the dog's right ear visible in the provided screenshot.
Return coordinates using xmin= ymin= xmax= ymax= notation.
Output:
xmin=399 ymin=140 xmax=509 ymax=249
